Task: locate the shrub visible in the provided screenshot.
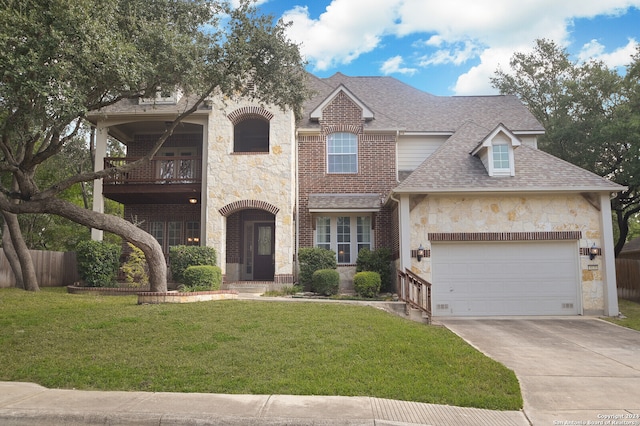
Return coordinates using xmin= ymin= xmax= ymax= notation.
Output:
xmin=354 ymin=271 xmax=381 ymax=298
xmin=120 ymin=243 xmax=149 ymax=287
xmin=76 ymin=240 xmax=121 ymax=287
xmin=312 ymin=268 xmax=340 ymax=296
xmin=356 ymin=247 xmax=393 ymax=292
xmin=179 ymin=265 xmax=222 ymax=292
xmin=298 ymin=247 xmax=337 ymax=289
xmin=169 ymin=245 xmax=217 ymax=284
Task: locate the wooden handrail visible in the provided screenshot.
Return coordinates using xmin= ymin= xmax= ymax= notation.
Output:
xmin=397 ymin=269 xmax=432 ymax=323
xmin=103 ymin=156 xmax=202 ymax=185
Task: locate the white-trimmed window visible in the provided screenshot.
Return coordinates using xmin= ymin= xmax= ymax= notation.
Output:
xmin=314 ymin=214 xmax=373 ymax=264
xmin=492 ymin=144 xmax=510 ymax=170
xmin=327 ymin=132 xmax=357 ymax=173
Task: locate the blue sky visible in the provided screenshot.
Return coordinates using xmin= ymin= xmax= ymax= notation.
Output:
xmin=246 ymin=0 xmax=640 ymax=96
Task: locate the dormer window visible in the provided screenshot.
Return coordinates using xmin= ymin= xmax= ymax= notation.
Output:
xmin=139 ymin=87 xmax=182 ymax=105
xmin=471 ymin=124 xmax=520 ymax=177
xmin=492 ymin=144 xmax=510 ymax=173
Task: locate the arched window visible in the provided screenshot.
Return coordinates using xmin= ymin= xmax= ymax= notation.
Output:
xmin=234 ymin=117 xmax=269 ymax=153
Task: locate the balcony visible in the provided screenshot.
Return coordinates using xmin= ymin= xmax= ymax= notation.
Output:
xmin=103 ymin=156 xmax=202 ymax=204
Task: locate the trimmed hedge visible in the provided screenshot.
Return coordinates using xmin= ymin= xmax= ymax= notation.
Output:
xmin=354 ymin=271 xmax=381 ymax=298
xmin=356 ymin=247 xmax=393 ymax=292
xmin=180 ymin=265 xmax=222 ymax=292
xmin=76 ymin=240 xmax=121 ymax=287
xmin=169 ymin=245 xmax=217 ymax=284
xmin=298 ymin=247 xmax=337 ymax=289
xmin=312 ymin=268 xmax=340 ymax=296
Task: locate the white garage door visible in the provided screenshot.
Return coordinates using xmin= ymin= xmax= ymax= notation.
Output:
xmin=431 ymin=241 xmax=580 ymax=316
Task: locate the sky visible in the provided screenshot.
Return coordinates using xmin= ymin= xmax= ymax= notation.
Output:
xmin=243 ymin=0 xmax=640 ymax=96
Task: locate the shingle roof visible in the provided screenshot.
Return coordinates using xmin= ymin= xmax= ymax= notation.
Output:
xmin=299 ymin=73 xmax=544 ymax=133
xmin=393 ymin=120 xmax=624 ymax=194
xmin=308 ymin=193 xmax=382 ymax=210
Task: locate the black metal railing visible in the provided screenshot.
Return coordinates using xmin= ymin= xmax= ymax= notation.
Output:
xmin=397 ymin=268 xmax=432 ymax=323
xmin=103 ymin=156 xmax=202 ymax=185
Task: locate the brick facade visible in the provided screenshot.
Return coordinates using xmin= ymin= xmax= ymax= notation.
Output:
xmin=298 ymin=93 xmax=398 ymax=257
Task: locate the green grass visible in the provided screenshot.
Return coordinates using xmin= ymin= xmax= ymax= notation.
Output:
xmin=604 ymin=298 xmax=640 ymax=331
xmin=0 ymin=288 xmax=522 ymax=410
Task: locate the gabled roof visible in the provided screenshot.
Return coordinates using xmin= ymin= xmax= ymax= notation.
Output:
xmin=309 ymin=84 xmax=374 ymax=121
xmin=393 ymin=121 xmax=624 ymax=194
xmin=299 ymin=73 xmax=544 ymax=133
xmin=470 ymin=123 xmax=521 ymax=156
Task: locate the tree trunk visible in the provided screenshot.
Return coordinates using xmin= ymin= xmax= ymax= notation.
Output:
xmin=2 ymin=211 xmax=39 ymax=291
xmin=1 ymin=217 xmax=25 ymax=289
xmin=39 ymin=198 xmax=168 ymax=292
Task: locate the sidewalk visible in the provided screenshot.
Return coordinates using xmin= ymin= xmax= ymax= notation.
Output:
xmin=0 ymin=381 xmax=529 ymax=426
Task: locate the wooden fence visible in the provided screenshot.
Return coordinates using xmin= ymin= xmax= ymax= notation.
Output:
xmin=616 ymin=258 xmax=640 ymax=302
xmin=0 ymin=249 xmax=79 ymax=288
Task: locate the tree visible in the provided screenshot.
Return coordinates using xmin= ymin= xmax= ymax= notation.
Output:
xmin=0 ymin=0 xmax=308 ymax=291
xmin=491 ymin=39 xmax=640 ymax=255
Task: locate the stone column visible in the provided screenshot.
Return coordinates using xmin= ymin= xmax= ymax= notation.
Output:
xmin=599 ymin=192 xmax=619 ymax=316
xmin=91 ymin=124 xmax=108 ymax=241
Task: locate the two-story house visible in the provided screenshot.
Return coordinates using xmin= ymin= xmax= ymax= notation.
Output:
xmin=88 ymin=72 xmax=622 ymax=317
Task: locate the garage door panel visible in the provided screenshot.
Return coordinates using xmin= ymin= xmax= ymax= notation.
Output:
xmin=432 ymin=242 xmax=579 ymax=316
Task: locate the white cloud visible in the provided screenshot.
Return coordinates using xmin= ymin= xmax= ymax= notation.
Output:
xmin=380 ymin=56 xmax=417 ymax=75
xmin=578 ymin=38 xmax=639 ymax=67
xmin=418 ymin=40 xmax=480 ymax=66
xmin=282 ymin=1 xmax=398 ymax=70
xmin=279 ymin=0 xmax=640 ymax=94
xmin=230 ymin=0 xmax=269 ymax=8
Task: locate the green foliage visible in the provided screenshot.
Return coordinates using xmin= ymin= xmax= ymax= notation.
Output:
xmin=298 ymin=247 xmax=337 ymax=289
xmin=169 ymin=245 xmax=217 ymax=284
xmin=263 ymin=285 xmax=302 ymax=297
xmin=312 ymin=269 xmax=340 ymax=296
xmin=120 ymin=243 xmax=149 ymax=287
xmin=179 ymin=265 xmax=222 ymax=292
xmin=356 ymin=247 xmax=393 ymax=292
xmin=491 ymin=39 xmax=640 ymax=254
xmin=353 ymin=271 xmax=381 ymax=298
xmin=76 ymin=240 xmax=121 ymax=287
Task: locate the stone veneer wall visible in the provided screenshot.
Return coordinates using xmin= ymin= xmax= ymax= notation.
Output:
xmin=204 ymin=99 xmax=296 ymax=279
xmin=408 ymin=193 xmax=605 ymax=312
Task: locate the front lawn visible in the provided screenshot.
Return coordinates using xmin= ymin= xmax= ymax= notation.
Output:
xmin=604 ymin=298 xmax=640 ymax=331
xmin=0 ymin=288 xmax=521 ymax=410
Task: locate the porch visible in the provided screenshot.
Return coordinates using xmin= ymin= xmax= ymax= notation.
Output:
xmin=103 ymin=156 xmax=202 ymax=204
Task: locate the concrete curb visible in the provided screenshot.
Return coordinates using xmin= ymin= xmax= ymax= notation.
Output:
xmin=0 ymin=382 xmax=529 ymax=426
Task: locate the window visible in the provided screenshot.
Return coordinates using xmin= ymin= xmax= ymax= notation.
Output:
xmin=149 ymin=221 xmax=200 ymax=253
xmin=492 ymin=144 xmax=509 ymax=170
xmin=316 ymin=217 xmax=331 ymax=251
xmin=150 ymin=222 xmax=164 ymax=249
xmin=167 ymin=222 xmax=183 ymax=249
xmin=337 ymin=217 xmax=351 ymax=263
xmin=314 ymin=215 xmax=373 ymax=264
xmin=234 ymin=117 xmax=269 ymax=152
xmin=186 ymin=221 xmax=200 ymax=245
xmin=327 ymin=132 xmax=357 ymax=173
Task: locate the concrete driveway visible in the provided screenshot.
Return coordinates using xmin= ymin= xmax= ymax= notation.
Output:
xmin=439 ymin=318 xmax=640 ymax=426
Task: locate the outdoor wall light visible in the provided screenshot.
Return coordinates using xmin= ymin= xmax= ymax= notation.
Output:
xmin=188 ymin=197 xmax=198 ymax=204
xmin=589 ymin=243 xmax=599 ymax=260
xmin=416 ymin=244 xmax=425 ymax=262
